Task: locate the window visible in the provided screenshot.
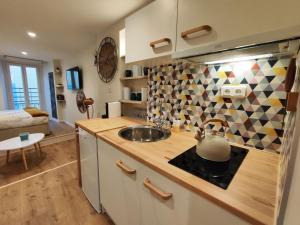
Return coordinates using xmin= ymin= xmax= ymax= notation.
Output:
xmin=7 ymin=63 xmax=41 ymax=109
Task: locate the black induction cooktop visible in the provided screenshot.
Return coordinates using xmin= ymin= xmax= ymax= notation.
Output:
xmin=168 ymin=145 xmax=248 ymax=190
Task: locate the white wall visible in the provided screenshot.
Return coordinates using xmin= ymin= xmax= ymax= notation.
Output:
xmin=56 ymin=19 xmax=125 ymax=125
xmin=42 ymin=61 xmax=52 ymax=114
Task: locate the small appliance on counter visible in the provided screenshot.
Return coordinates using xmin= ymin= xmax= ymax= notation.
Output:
xmin=195 ymin=119 xmax=231 ymax=162
xmin=103 ymin=102 xmax=121 ymax=118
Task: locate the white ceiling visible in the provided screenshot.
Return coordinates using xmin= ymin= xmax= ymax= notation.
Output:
xmin=0 ymin=0 xmax=152 ymax=61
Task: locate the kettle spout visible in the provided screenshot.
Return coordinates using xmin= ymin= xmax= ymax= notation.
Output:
xmin=195 ymin=128 xmax=204 ymax=141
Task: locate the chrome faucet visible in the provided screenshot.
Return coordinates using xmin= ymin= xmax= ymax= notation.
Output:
xmin=152 ymin=94 xmax=170 ymax=131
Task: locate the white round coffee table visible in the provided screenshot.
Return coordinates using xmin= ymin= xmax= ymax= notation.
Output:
xmin=0 ymin=133 xmax=45 ymax=170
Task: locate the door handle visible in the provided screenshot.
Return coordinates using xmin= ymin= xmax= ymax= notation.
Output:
xmin=143 ymin=178 xmax=172 ymax=200
xmin=181 ymin=25 xmax=212 ymax=39
xmin=116 ymin=160 xmax=136 ymax=174
xmin=149 ymin=38 xmax=171 ymax=48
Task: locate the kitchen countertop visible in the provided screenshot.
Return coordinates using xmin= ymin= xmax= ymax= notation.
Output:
xmin=93 ymin=119 xmax=279 ymax=225
xmin=75 ymin=116 xmax=142 ymax=135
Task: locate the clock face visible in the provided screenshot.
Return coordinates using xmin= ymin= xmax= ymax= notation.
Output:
xmin=96 ymin=37 xmax=118 ymax=83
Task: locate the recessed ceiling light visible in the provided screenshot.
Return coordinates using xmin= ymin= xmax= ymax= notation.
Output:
xmin=21 ymin=51 xmax=28 ymax=55
xmin=27 ymin=31 xmax=36 ymax=38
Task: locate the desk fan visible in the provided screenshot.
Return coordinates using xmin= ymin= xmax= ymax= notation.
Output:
xmin=76 ymin=90 xmax=94 ymax=119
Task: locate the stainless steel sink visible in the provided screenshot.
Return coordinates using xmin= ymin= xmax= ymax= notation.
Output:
xmin=118 ymin=125 xmax=171 ymax=142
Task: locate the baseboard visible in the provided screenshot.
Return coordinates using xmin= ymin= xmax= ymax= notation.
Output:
xmin=63 ymin=120 xmax=75 ymax=128
xmin=50 ymin=117 xmax=61 ymax=123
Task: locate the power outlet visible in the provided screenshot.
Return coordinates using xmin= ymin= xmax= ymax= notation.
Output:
xmin=220 ymin=85 xmax=247 ymax=98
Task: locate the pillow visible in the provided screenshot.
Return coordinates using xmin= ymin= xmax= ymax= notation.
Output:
xmin=24 ymin=107 xmax=49 ymax=117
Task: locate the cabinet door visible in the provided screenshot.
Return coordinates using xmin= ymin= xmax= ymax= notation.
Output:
xmin=125 ymin=0 xmax=177 ymax=63
xmin=79 ymin=128 xmax=101 ymax=212
xmin=176 ymin=0 xmax=300 ymax=52
xmin=97 ymin=139 xmax=142 ymax=225
xmin=140 ymin=166 xmax=249 ymax=225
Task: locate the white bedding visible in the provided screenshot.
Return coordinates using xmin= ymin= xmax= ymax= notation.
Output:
xmin=0 ymin=110 xmax=48 ymax=129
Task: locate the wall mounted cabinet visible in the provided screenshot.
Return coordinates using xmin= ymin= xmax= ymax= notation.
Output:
xmin=125 ymin=0 xmax=300 ymax=62
xmin=97 ymin=138 xmax=249 ymax=225
xmin=125 ymin=0 xmax=177 ymax=63
xmin=176 ymin=0 xmax=300 ymax=54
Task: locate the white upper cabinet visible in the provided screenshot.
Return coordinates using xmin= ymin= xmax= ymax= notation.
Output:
xmin=125 ymin=0 xmax=177 ymax=63
xmin=176 ymin=0 xmax=300 ymax=53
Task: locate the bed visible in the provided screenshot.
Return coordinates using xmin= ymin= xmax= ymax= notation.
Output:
xmin=0 ymin=108 xmax=50 ymax=141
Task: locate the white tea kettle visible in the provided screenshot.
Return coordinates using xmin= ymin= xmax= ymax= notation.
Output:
xmin=195 ymin=119 xmax=231 ymax=162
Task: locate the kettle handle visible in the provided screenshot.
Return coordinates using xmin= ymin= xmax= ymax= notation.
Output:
xmin=195 ymin=119 xmax=229 ymax=141
xmin=201 ymin=118 xmax=229 ymax=128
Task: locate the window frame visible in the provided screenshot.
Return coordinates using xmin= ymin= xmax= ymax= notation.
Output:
xmin=3 ymin=59 xmax=43 ymax=110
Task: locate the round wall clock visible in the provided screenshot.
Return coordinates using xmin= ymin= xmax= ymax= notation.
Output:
xmin=95 ymin=37 xmax=118 ymax=83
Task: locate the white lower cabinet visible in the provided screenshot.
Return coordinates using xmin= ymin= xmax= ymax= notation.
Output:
xmin=98 ymin=138 xmax=249 ymax=225
xmin=98 ymin=139 xmax=142 ymax=225
xmin=140 ymin=166 xmax=249 ymax=225
xmin=79 ymin=128 xmax=101 ymax=213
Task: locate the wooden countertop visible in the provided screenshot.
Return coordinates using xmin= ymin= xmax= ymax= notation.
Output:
xmin=75 ymin=117 xmax=143 ymax=135
xmin=96 ymin=125 xmax=279 ymax=225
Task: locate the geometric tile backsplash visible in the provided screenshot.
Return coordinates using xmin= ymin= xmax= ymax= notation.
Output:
xmin=148 ymin=58 xmax=291 ymax=151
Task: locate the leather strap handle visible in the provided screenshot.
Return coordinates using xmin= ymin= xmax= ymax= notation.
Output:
xmin=285 ymin=58 xmax=296 ymax=92
xmin=285 ymin=58 xmax=299 ymax=111
xmin=195 ymin=119 xmax=228 ymax=141
xmin=116 ymin=160 xmax=136 ymax=174
xmin=143 ymin=178 xmax=172 ymax=200
xmin=181 ymin=25 xmax=212 ymax=39
xmin=201 ymin=118 xmax=229 ymax=128
xmin=149 ymin=38 xmax=171 ymax=48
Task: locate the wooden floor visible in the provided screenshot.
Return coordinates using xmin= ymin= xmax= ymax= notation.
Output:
xmin=0 ymin=140 xmax=76 ymax=187
xmin=0 ymin=140 xmax=113 ymax=225
xmin=48 ymin=120 xmax=74 ymax=137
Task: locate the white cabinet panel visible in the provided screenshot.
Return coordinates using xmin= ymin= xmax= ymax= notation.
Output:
xmin=140 ymin=165 xmax=249 ymax=225
xmin=97 ymin=138 xmax=249 ymax=225
xmin=79 ymin=128 xmax=101 ymax=213
xmin=98 ymin=139 xmax=142 ymax=225
xmin=176 ymin=0 xmax=300 ymax=52
xmin=125 ymin=0 xmax=177 ymax=63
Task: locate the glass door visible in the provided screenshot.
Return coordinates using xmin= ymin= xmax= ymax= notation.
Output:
xmin=8 ymin=64 xmax=41 ymax=109
xmin=25 ymin=67 xmax=40 ymax=108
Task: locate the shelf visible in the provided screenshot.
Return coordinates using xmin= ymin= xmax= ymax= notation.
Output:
xmin=120 ymin=76 xmax=147 ymax=81
xmin=120 ymin=100 xmax=147 ymax=105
